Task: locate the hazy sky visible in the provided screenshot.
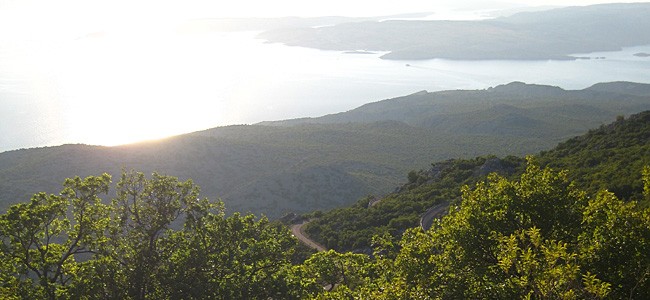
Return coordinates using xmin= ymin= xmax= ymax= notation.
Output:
xmin=2 ymin=0 xmax=649 ymax=21
xmin=1 ymin=0 xmax=648 ymax=40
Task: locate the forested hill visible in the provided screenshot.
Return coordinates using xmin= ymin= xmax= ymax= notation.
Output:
xmin=2 ymin=82 xmax=650 ymax=218
xmin=539 ymin=110 xmax=650 ymax=200
xmin=302 ymin=110 xmax=650 ymax=253
xmin=261 ymin=81 xmax=650 ymax=137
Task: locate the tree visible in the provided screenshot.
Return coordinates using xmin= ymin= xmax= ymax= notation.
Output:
xmin=158 ymin=212 xmax=311 ymax=299
xmin=643 ymin=166 xmax=650 ymax=207
xmin=1 ymin=170 xmax=314 ymax=299
xmin=302 ymin=249 xmax=369 ymax=292
xmin=100 ymin=171 xmax=210 ymax=299
xmin=579 ymin=190 xmax=650 ymax=299
xmin=0 ymin=174 xmax=111 ymax=299
xmin=349 ymin=158 xmax=650 ymax=299
xmin=3 ymin=162 xmax=649 ymax=299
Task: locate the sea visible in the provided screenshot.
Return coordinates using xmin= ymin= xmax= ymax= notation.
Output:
xmin=1 ymin=29 xmax=650 ymax=153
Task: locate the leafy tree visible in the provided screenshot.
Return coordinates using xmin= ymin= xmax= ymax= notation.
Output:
xmin=304 ymin=156 xmax=524 ymax=253
xmin=302 ymin=250 xmax=369 ymax=292
xmin=0 ymin=242 xmax=19 ymax=299
xmin=643 ymin=166 xmax=650 ymax=207
xmin=1 ymin=171 xmax=314 ymax=299
xmin=101 ymin=171 xmax=210 ymax=299
xmin=341 ymin=159 xmax=650 ymax=299
xmin=3 ymin=161 xmax=650 ymax=299
xmin=158 ymin=212 xmax=312 ymax=299
xmin=0 ymin=174 xmax=111 ymax=299
xmin=578 ymin=190 xmax=650 ymax=299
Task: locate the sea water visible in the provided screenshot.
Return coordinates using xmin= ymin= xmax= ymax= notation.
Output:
xmin=1 ymin=30 xmax=649 ymax=152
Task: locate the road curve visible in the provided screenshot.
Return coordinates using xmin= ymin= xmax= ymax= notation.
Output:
xmin=420 ymin=202 xmax=449 ymax=231
xmin=291 ymin=221 xmax=327 ymax=252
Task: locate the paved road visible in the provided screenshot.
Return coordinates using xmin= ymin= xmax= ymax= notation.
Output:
xmin=420 ymin=203 xmax=449 ymax=231
xmin=291 ymin=221 xmax=327 ymax=252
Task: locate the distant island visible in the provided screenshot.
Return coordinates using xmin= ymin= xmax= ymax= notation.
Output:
xmin=343 ymin=50 xmax=376 ymax=55
xmin=635 ymin=52 xmax=650 ymax=57
xmin=257 ymin=3 xmax=650 ymax=61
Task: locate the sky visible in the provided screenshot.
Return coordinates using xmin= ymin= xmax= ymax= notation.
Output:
xmin=1 ymin=0 xmax=648 ymax=43
xmin=2 ymin=0 xmax=649 ymax=22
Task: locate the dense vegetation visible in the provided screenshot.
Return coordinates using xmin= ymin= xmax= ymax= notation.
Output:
xmin=2 ymin=161 xmax=649 ymax=299
xmin=0 ymin=171 xmax=319 ymax=299
xmin=539 ymin=112 xmax=650 ymax=201
xmin=3 ymin=85 xmax=650 ymax=299
xmin=2 ymin=82 xmax=650 ymax=220
xmin=303 ymin=155 xmax=525 ymax=252
xmin=3 ymin=112 xmax=650 ymax=298
xmin=304 ymin=110 xmax=650 ymax=253
xmin=315 ymin=161 xmax=650 ymax=299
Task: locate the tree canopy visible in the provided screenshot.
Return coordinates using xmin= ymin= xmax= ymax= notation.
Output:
xmin=307 ymin=159 xmax=650 ymax=299
xmin=0 ymin=171 xmax=316 ymax=299
xmin=2 ymin=161 xmax=650 ymax=299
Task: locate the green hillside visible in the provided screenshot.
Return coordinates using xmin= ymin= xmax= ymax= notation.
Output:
xmin=2 ymin=82 xmax=650 ymax=219
xmin=3 ymin=118 xmax=650 ymax=299
xmin=303 ymin=110 xmax=650 ymax=253
xmin=264 ymin=81 xmax=650 ymax=140
xmin=539 ymin=111 xmax=650 ymax=200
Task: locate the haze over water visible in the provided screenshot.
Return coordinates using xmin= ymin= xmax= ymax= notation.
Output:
xmin=1 ymin=1 xmax=650 ymax=153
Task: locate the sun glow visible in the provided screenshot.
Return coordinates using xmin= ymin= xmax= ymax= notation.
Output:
xmin=1 ymin=0 xmax=649 ymax=150
xmin=44 ymin=33 xmax=230 ymax=146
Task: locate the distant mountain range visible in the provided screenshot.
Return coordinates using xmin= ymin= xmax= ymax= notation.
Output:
xmin=257 ymin=3 xmax=650 ymax=60
xmin=2 ymin=81 xmax=650 ymax=218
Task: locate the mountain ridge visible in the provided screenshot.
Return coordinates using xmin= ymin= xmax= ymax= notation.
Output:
xmin=2 ymin=81 xmax=650 ymax=218
xmin=302 ymin=109 xmax=650 ymax=253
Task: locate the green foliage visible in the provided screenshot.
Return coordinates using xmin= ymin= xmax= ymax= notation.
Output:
xmin=306 ymin=111 xmax=650 ymax=254
xmin=1 ymin=171 xmax=312 ymax=299
xmin=643 ymin=166 xmax=650 ymax=207
xmin=0 ymin=174 xmax=111 ymax=299
xmin=539 ymin=111 xmax=650 ymax=201
xmin=304 ymin=155 xmax=525 ymax=252
xmin=4 ymin=110 xmax=650 ymax=298
xmin=2 ymin=162 xmax=650 ymax=299
xmin=399 ymin=160 xmax=593 ymax=298
xmin=578 ymin=190 xmax=650 ymax=299
xmin=320 ymin=160 xmax=650 ymax=299
xmin=302 ymin=250 xmax=369 ymax=291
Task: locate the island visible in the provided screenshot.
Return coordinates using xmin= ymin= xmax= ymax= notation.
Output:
xmin=257 ymin=3 xmax=650 ymax=61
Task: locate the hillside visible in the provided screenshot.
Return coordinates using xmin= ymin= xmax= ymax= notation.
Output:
xmin=258 ymin=3 xmax=650 ymax=60
xmin=4 ymin=141 xmax=649 ymax=299
xmin=263 ymin=81 xmax=650 ymax=139
xmin=2 ymin=82 xmax=650 ymax=218
xmin=301 ymin=110 xmax=650 ymax=253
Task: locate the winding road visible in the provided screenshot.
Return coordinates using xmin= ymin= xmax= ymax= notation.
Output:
xmin=291 ymin=221 xmax=327 ymax=252
xmin=291 ymin=202 xmax=448 ymax=253
xmin=420 ymin=202 xmax=450 ymax=231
